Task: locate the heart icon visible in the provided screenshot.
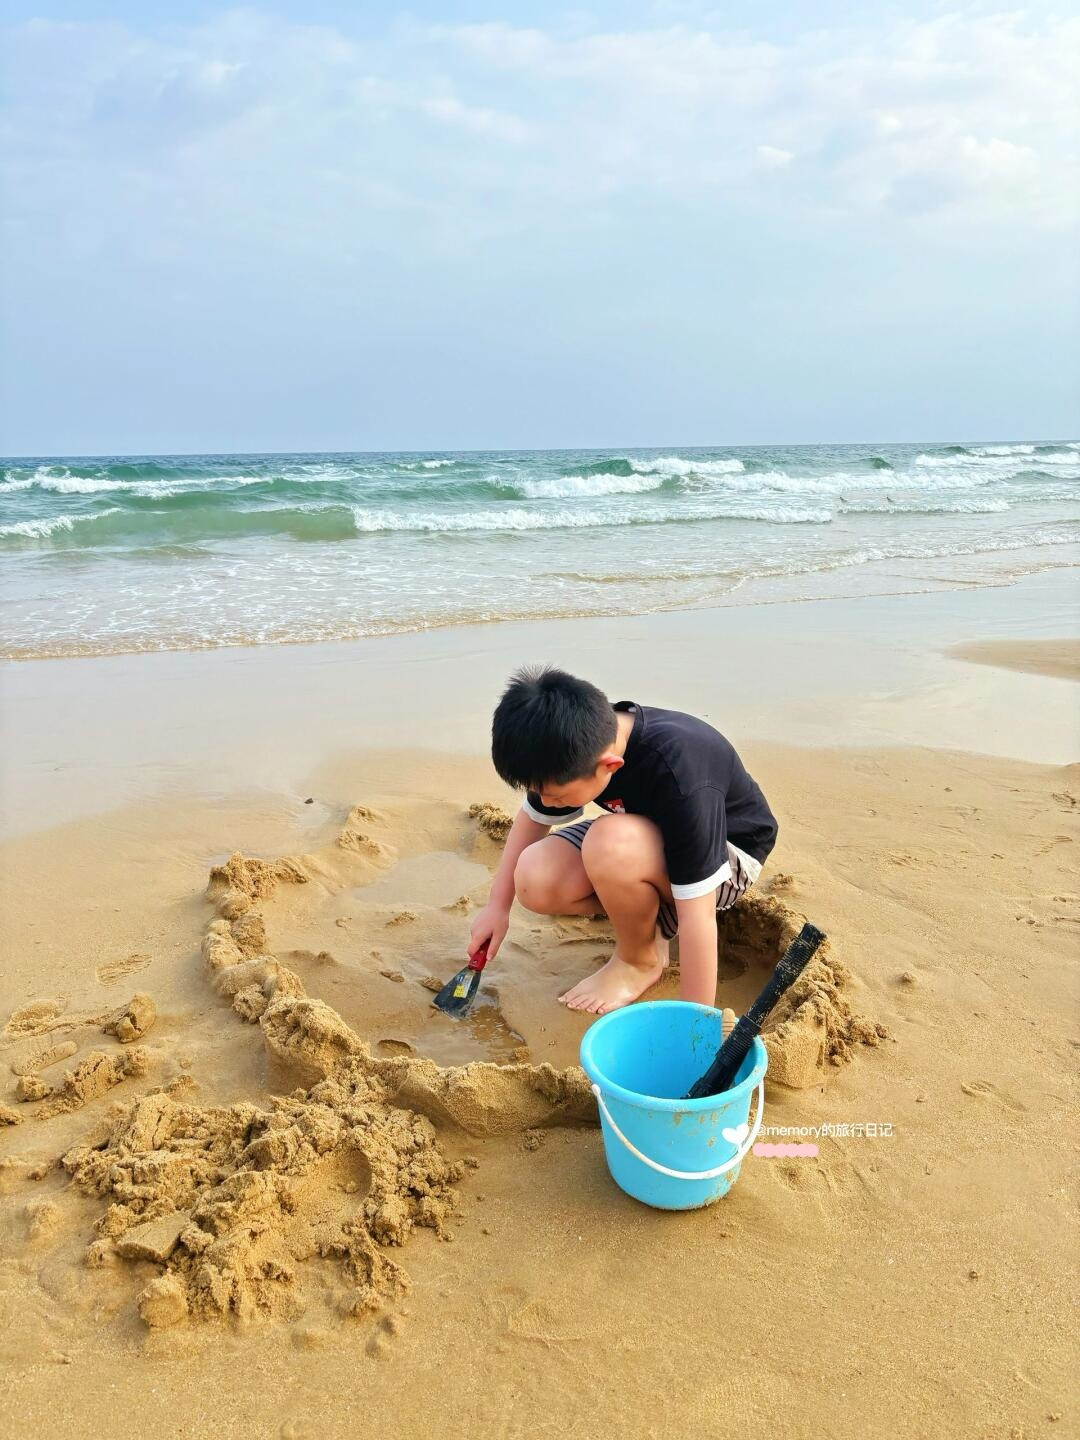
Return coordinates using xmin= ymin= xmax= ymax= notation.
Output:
xmin=722 ymin=1121 xmax=750 ymax=1145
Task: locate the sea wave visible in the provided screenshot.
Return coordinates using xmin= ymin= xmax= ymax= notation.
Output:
xmin=751 ymin=527 xmax=1078 ymax=579
xmin=0 ymin=509 xmax=123 ymax=539
xmin=630 ymin=455 xmax=746 ymax=478
xmin=915 ymin=448 xmax=1080 ymax=472
xmin=839 ymin=497 xmax=1012 ymax=516
xmin=0 ymin=466 xmax=269 ymax=497
xmin=494 ymin=471 xmax=669 ymax=500
xmin=347 ymin=502 xmax=831 ymax=533
xmin=0 ymin=498 xmax=834 ymax=547
xmin=0 ymin=504 xmax=359 ymax=546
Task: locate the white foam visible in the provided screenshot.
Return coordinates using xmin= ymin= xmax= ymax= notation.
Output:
xmin=2 ymin=467 xmax=268 ymax=496
xmin=841 ymin=496 xmax=1012 ymax=516
xmin=755 ymin=528 xmax=1078 ymax=580
xmin=629 ymin=455 xmax=746 ymax=477
xmin=0 ymin=509 xmax=122 ymax=539
xmin=348 ymin=500 xmax=831 ymax=534
xmin=504 ymin=472 xmax=668 ymax=499
xmin=913 ymin=450 xmax=1080 ymax=476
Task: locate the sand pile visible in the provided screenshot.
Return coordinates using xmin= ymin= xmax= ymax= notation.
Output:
xmin=62 ymin=1073 xmax=463 ymax=1328
xmin=711 ymin=893 xmax=889 ymax=1087
xmin=467 ymin=801 xmax=513 ymax=843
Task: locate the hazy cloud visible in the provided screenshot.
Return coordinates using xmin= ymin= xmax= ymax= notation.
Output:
xmin=1 ymin=6 xmax=1076 ymax=451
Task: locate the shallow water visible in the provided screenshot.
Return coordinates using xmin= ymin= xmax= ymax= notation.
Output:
xmin=3 ymin=440 xmax=1076 ymax=658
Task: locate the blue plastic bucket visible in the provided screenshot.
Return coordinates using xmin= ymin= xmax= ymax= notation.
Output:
xmin=579 ymin=1001 xmax=767 ymax=1211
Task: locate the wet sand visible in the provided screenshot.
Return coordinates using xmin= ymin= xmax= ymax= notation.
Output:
xmin=0 ymin=575 xmax=1077 ymax=1439
xmin=948 ymin=636 xmax=1080 ymax=682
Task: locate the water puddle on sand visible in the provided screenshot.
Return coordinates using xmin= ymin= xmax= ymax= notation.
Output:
xmin=284 ymin=949 xmax=527 ymax=1070
xmin=405 ymin=988 xmax=527 ymax=1068
xmin=354 ymin=851 xmax=490 ymax=908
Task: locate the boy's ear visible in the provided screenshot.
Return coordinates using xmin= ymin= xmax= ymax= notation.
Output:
xmin=599 ymin=753 xmax=624 ymax=775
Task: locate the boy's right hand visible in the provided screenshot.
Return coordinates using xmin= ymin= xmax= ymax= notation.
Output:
xmin=469 ymin=904 xmax=511 ymax=961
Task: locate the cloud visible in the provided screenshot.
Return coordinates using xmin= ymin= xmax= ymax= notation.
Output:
xmin=758 ymin=145 xmax=794 ymax=168
xmin=3 ymin=7 xmax=1075 ymax=257
xmin=419 ymin=96 xmax=533 ymax=143
xmin=1 ymin=7 xmax=1076 ymax=451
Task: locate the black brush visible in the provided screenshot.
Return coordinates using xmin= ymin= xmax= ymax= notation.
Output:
xmin=684 ymin=923 xmax=827 ymax=1099
xmin=431 ymin=940 xmax=491 ymax=1018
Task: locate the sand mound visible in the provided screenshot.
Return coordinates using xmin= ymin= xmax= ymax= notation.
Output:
xmin=103 ymin=992 xmax=157 ymax=1044
xmin=207 ymin=852 xmax=310 ymax=902
xmin=763 ymin=954 xmax=889 ymax=1087
xmin=255 ymin=982 xmax=594 ymax=1136
xmin=468 ymin=802 xmax=513 ymax=843
xmin=35 ymin=1048 xmax=151 ymax=1118
xmin=714 ymin=895 xmax=888 ymax=1089
xmin=63 ymin=1077 xmax=462 ymax=1328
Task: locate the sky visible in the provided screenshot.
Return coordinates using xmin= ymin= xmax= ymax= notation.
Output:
xmin=1 ymin=2 xmax=1077 ymax=455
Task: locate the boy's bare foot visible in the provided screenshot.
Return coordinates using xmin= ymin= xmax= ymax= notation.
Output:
xmin=558 ymin=929 xmax=671 ymax=1015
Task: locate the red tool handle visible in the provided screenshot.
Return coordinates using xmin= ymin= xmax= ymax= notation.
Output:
xmin=466 ymin=939 xmax=491 ymax=972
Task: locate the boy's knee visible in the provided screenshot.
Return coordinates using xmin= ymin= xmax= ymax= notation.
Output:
xmin=582 ymin=814 xmax=656 ymax=869
xmin=513 ymin=852 xmax=554 ymax=914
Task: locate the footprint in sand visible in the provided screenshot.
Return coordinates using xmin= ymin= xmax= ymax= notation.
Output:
xmin=4 ymin=998 xmax=67 ymax=1036
xmin=96 ymin=952 xmax=151 ymax=986
xmin=960 ymin=1079 xmax=1026 ymax=1113
xmin=376 ymin=1038 xmax=416 ymax=1057
xmin=365 ymin=1312 xmax=404 ymax=1361
xmin=9 ymin=1039 xmax=79 ymax=1076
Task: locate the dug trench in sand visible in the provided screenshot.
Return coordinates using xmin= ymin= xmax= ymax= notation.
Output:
xmin=55 ymin=799 xmax=885 ymax=1330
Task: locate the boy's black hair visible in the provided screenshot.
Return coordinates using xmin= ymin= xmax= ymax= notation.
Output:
xmin=491 ymin=665 xmax=617 ymax=791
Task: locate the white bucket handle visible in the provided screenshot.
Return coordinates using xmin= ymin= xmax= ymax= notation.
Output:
xmin=590 ymin=1080 xmax=765 ymax=1182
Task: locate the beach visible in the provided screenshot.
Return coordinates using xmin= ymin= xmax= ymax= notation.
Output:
xmin=0 ymin=555 xmax=1076 ymax=1439
xmin=6 ymin=0 xmax=1080 ymax=1424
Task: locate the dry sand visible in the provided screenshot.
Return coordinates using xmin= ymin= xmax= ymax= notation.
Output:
xmin=1 ymin=723 xmax=1077 ymax=1437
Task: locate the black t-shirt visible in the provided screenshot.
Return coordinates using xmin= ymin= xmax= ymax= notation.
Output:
xmin=523 ymin=700 xmax=778 ymax=900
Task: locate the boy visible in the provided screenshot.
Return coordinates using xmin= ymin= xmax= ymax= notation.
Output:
xmin=468 ymin=665 xmax=778 ymax=1015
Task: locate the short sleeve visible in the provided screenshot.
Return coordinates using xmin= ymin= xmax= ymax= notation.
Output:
xmin=659 ymin=786 xmax=731 ymax=899
xmin=522 ymin=790 xmax=585 ymax=825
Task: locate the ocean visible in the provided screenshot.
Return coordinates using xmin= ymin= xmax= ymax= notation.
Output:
xmin=1 ymin=441 xmax=1077 ymax=659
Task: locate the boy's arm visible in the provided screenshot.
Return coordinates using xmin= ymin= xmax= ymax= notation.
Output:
xmin=673 ymin=891 xmax=719 ymax=1007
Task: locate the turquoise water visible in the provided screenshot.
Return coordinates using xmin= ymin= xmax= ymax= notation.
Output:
xmin=2 ymin=442 xmax=1077 ymax=658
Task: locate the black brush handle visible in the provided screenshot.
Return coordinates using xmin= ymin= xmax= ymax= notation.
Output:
xmin=685 ymin=923 xmax=826 ymax=1099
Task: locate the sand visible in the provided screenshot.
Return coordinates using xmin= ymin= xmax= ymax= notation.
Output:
xmin=47 ymin=806 xmax=877 ymax=1337
xmin=948 ymin=637 xmax=1080 ymax=682
xmin=0 ymin=613 xmax=1077 ymax=1437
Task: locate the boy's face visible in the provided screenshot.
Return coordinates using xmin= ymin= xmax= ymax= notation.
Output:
xmin=536 ymin=748 xmax=623 ymax=810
